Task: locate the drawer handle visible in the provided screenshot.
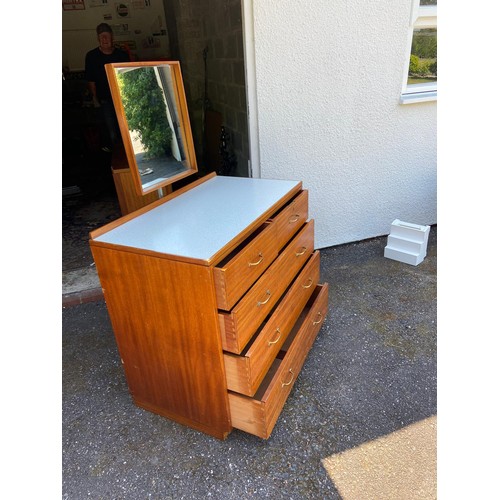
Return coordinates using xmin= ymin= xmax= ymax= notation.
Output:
xmin=257 ymin=289 xmax=271 ymax=307
xmin=281 ymin=369 xmax=294 ymax=387
xmin=302 ymin=278 xmax=313 ymax=289
xmin=267 ymin=328 xmax=282 ymax=346
xmin=288 ymin=214 xmax=300 ymax=223
xmin=313 ymin=312 xmax=323 ymax=325
xmin=248 ymin=252 xmax=264 ymax=267
xmin=295 ymin=246 xmax=307 ymax=257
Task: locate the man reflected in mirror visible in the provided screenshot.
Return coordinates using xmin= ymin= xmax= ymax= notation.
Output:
xmin=85 ymin=23 xmax=130 ymax=153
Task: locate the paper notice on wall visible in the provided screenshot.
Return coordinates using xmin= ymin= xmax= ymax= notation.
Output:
xmin=88 ymin=0 xmax=109 ymax=7
xmin=115 ymin=2 xmax=130 ymax=18
xmin=114 ymin=23 xmax=130 ymax=35
xmin=132 ymin=0 xmax=151 ymax=8
xmin=142 ymin=36 xmax=160 ymax=49
xmin=115 ymin=40 xmax=137 ymax=51
xmin=63 ymin=0 xmax=85 ymax=10
xmin=150 ymin=15 xmax=163 ymax=36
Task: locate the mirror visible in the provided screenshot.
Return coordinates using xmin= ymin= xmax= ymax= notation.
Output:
xmin=105 ymin=61 xmax=198 ymax=196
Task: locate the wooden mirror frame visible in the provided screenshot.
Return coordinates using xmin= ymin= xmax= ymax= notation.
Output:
xmin=105 ymin=61 xmax=198 ymax=196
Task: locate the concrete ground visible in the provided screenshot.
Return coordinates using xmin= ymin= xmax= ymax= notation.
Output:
xmin=62 ymin=226 xmax=437 ymax=499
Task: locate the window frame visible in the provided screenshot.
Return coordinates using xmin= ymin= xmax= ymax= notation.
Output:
xmin=400 ymin=2 xmax=437 ymax=104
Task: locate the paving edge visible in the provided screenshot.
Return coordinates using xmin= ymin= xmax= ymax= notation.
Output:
xmin=62 ymin=287 xmax=104 ymax=307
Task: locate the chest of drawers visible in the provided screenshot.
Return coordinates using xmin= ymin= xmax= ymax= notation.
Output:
xmin=89 ymin=173 xmax=328 ymax=439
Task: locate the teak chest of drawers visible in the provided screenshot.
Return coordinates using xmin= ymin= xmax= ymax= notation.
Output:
xmin=89 ymin=173 xmax=328 ymax=439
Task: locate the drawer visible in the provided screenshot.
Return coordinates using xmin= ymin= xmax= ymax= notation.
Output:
xmin=268 ymin=190 xmax=309 ymax=250
xmin=213 ymin=222 xmax=279 ymax=311
xmin=219 ymin=220 xmax=315 ymax=354
xmin=228 ymin=283 xmax=329 ymax=439
xmin=224 ymin=251 xmax=321 ymax=396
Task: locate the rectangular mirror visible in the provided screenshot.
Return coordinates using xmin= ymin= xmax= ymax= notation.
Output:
xmin=105 ymin=61 xmax=198 ymax=196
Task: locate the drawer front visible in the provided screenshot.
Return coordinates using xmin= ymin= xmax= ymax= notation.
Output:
xmin=269 ymin=190 xmax=309 ymax=250
xmin=228 ymin=283 xmax=329 ymax=439
xmin=224 ymin=251 xmax=321 ymax=396
xmin=219 ymin=220 xmax=315 ymax=354
xmin=213 ymin=222 xmax=279 ymax=311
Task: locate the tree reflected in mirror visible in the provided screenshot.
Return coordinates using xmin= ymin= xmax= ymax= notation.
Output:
xmin=118 ymin=67 xmax=173 ymax=160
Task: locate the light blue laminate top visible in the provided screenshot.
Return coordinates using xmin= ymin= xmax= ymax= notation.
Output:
xmin=93 ymin=176 xmax=301 ymax=262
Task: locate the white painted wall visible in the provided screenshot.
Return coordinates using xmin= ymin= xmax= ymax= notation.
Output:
xmin=244 ymin=0 xmax=436 ymax=248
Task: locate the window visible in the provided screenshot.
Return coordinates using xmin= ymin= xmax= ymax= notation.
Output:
xmin=401 ymin=0 xmax=437 ymax=104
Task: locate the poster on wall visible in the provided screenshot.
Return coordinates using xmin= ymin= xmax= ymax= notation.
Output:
xmin=132 ymin=0 xmax=151 ymax=9
xmin=115 ymin=2 xmax=130 ymax=18
xmin=115 ymin=40 xmax=137 ymax=52
xmin=114 ymin=24 xmax=131 ymax=36
xmin=142 ymin=36 xmax=160 ymax=49
xmin=63 ymin=0 xmax=85 ymax=10
xmin=88 ymin=0 xmax=108 ymax=7
xmin=150 ymin=15 xmax=164 ymax=36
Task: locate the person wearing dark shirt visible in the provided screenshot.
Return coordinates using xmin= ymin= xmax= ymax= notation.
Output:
xmin=85 ymin=23 xmax=130 ymax=152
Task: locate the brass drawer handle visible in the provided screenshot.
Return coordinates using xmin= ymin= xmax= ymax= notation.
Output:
xmin=248 ymin=252 xmax=264 ymax=267
xmin=302 ymin=278 xmax=313 ymax=289
xmin=288 ymin=214 xmax=300 ymax=223
xmin=295 ymin=246 xmax=307 ymax=257
xmin=281 ymin=369 xmax=294 ymax=387
xmin=257 ymin=289 xmax=271 ymax=307
xmin=313 ymin=311 xmax=323 ymax=325
xmin=267 ymin=328 xmax=282 ymax=346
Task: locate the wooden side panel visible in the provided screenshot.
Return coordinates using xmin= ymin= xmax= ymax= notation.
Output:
xmin=227 ymin=391 xmax=267 ymax=437
xmin=223 ymin=355 xmax=252 ymax=395
xmin=112 ymin=168 xmax=161 ymax=216
xmin=90 ymin=244 xmax=232 ymax=439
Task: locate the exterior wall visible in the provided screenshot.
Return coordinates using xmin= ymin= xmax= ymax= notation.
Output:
xmin=246 ymin=0 xmax=437 ymax=248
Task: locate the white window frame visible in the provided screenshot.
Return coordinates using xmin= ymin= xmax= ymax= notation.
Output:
xmin=400 ymin=2 xmax=437 ymax=104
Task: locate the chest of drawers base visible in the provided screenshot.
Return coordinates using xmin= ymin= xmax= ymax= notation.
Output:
xmin=89 ymin=174 xmax=329 ymax=440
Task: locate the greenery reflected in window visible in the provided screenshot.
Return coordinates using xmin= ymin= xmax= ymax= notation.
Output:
xmin=118 ymin=68 xmax=173 ymax=159
xmin=407 ymin=28 xmax=437 ymax=85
